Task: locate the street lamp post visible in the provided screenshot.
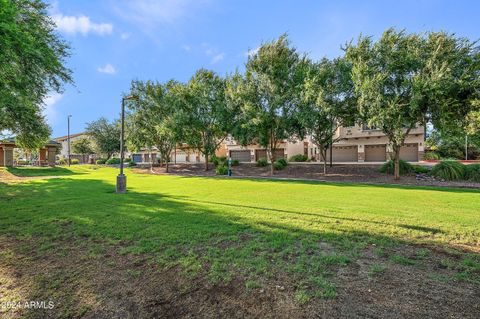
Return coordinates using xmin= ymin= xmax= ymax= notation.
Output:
xmin=67 ymin=115 xmax=72 ymax=167
xmin=465 ymin=135 xmax=468 ymax=161
xmin=116 ymin=95 xmax=138 ymax=194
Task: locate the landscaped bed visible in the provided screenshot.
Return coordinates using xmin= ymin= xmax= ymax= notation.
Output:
xmin=144 ymin=163 xmax=480 ymax=189
xmin=0 ymin=166 xmax=479 ymax=318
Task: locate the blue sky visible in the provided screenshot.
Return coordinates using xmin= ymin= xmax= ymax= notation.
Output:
xmin=46 ymin=0 xmax=480 ymax=137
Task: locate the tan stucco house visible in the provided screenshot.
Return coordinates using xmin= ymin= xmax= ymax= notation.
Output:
xmin=226 ymin=124 xmax=425 ymax=163
xmin=52 ymin=132 xmax=94 ymax=163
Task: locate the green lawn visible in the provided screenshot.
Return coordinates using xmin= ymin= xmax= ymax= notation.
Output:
xmin=1 ymin=166 xmax=479 ymax=307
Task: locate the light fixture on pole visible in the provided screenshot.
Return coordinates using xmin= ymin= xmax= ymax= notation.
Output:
xmin=116 ymin=95 xmax=138 ymax=194
xmin=67 ymin=115 xmax=72 ymax=167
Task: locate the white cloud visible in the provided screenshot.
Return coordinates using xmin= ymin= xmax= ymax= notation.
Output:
xmin=182 ymin=44 xmax=191 ymax=52
xmin=114 ymin=0 xmax=211 ymax=37
xmin=120 ymin=32 xmax=131 ymax=40
xmin=53 ymin=14 xmax=113 ymax=36
xmin=97 ymin=64 xmax=116 ymax=74
xmin=211 ymin=53 xmax=225 ymax=64
xmin=43 ymin=93 xmax=63 ymax=124
xmin=201 ymin=43 xmax=225 ymax=64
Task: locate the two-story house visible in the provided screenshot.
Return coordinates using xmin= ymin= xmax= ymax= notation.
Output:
xmin=225 ymin=125 xmax=425 ymax=163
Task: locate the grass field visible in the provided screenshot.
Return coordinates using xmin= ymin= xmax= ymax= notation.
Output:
xmin=0 ymin=166 xmax=479 ymax=318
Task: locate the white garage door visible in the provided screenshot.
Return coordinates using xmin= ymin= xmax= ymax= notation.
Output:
xmin=174 ymin=152 xmax=187 ymax=163
xmin=326 ymin=146 xmax=358 ymax=162
xmin=230 ymin=150 xmax=251 ymax=162
xmin=365 ymin=145 xmax=387 ymax=162
xmin=400 ymin=143 xmax=418 ymax=162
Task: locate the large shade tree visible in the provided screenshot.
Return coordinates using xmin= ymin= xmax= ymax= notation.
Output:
xmin=126 ymin=80 xmax=180 ymax=172
xmin=346 ymin=29 xmax=479 ymax=179
xmin=0 ymin=0 xmax=72 ymax=149
xmin=177 ymin=69 xmax=233 ymax=171
xmin=300 ymin=57 xmax=356 ymax=174
xmin=226 ymin=35 xmax=307 ymax=175
xmin=85 ymin=118 xmax=121 ymax=160
xmin=71 ymin=138 xmax=94 ymax=164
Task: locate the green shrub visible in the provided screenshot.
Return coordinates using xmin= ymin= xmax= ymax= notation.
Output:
xmin=276 ymin=158 xmax=287 ymax=166
xmin=379 ymin=159 xmax=413 ymax=175
xmin=17 ymin=160 xmax=29 ymax=165
xmin=106 ymin=158 xmax=121 ymax=165
xmin=128 ymin=161 xmax=137 ymax=167
xmin=412 ymin=165 xmax=430 ymax=174
xmin=215 ymin=165 xmax=228 ymax=175
xmin=70 ymin=159 xmax=79 ymax=165
xmin=289 ymin=154 xmax=308 ymax=162
xmin=57 ymin=158 xmax=67 ymax=165
xmin=431 ymin=161 xmax=466 ymax=181
xmin=232 ymin=159 xmax=240 ymax=166
xmin=465 ymin=164 xmax=480 ymax=182
xmin=423 ymin=152 xmax=440 ymax=160
xmin=212 ymin=156 xmax=227 ymax=167
xmin=96 ymin=159 xmax=107 ymax=165
xmin=211 ymin=155 xmax=219 ymax=166
xmin=257 ymin=157 xmax=268 ymax=167
xmin=274 ymin=158 xmax=288 ymax=170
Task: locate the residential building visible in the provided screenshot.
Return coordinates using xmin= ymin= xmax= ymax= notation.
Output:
xmin=130 ymin=143 xmax=225 ymax=164
xmin=129 ymin=124 xmax=425 ymax=165
xmin=52 ymin=132 xmax=94 ymax=163
xmin=226 ymin=124 xmax=425 ymax=163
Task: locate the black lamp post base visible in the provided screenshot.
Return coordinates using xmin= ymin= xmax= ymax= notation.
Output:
xmin=116 ymin=174 xmax=126 ymax=193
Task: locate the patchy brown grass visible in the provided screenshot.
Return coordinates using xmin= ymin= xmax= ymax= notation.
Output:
xmin=1 ymin=235 xmax=479 ymax=319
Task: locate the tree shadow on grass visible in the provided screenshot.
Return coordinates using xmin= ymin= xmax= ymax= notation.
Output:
xmin=191 ymin=175 xmax=480 ymax=194
xmin=6 ymin=166 xmax=83 ymax=177
xmin=0 ymin=176 xmax=479 ymax=318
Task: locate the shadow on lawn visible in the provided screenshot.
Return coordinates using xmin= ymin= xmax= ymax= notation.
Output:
xmin=159 ymin=196 xmax=448 ymax=235
xmin=192 ymin=175 xmax=480 ymax=194
xmin=0 ymin=176 xmax=478 ymax=318
xmin=6 ymin=166 xmax=83 ymax=177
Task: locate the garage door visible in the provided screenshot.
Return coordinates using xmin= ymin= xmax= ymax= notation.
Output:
xmin=132 ymin=154 xmax=142 ymax=163
xmin=174 ymin=152 xmax=187 ymax=163
xmin=400 ymin=143 xmax=418 ymax=162
xmin=365 ymin=145 xmax=386 ymax=162
xmin=255 ymin=149 xmax=285 ymax=161
xmin=326 ymin=146 xmax=358 ymax=162
xmin=230 ymin=150 xmax=251 ymax=162
xmin=255 ymin=149 xmax=267 ymax=161
xmin=274 ymin=149 xmax=285 ymax=159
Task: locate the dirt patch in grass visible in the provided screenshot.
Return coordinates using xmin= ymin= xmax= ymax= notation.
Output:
xmin=1 ymin=235 xmax=478 ymax=318
xmin=140 ymin=163 xmax=480 ymax=189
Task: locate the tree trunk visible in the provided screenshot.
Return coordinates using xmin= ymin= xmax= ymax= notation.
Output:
xmin=269 ymin=148 xmax=276 ymax=176
xmin=394 ymin=147 xmax=401 ymax=180
xmin=329 ymin=142 xmax=333 ymax=167
xmin=322 ymin=149 xmax=327 ymax=175
xmin=150 ymin=151 xmax=153 ymax=170
xmin=165 ymin=158 xmax=169 ymax=173
xmin=205 ymin=154 xmax=209 ymax=171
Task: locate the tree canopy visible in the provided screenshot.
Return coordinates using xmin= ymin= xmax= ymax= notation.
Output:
xmin=0 ymin=0 xmax=72 ymax=149
xmin=71 ymin=138 xmax=94 ymax=163
xmin=226 ymin=34 xmax=307 ymax=174
xmin=346 ymin=29 xmax=479 ymax=179
xmin=85 ymin=118 xmax=120 ymax=160
xmin=176 ymin=69 xmax=234 ymax=170
xmin=127 ymin=80 xmax=181 ymax=172
xmin=300 ymin=57 xmax=356 ymax=173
